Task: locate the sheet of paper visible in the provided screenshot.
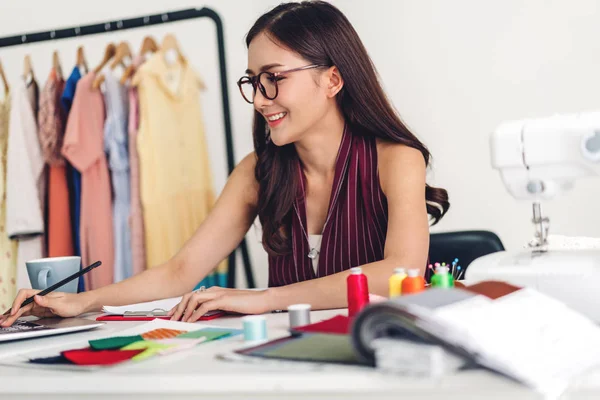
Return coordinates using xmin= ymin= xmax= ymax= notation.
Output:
xmin=102 ymin=297 xmax=183 ymax=315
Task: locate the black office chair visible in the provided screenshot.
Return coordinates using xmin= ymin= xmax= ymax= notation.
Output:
xmin=427 ymin=230 xmax=505 ymax=281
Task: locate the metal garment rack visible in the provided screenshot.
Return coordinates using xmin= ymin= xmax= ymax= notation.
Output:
xmin=0 ymin=7 xmax=256 ymax=289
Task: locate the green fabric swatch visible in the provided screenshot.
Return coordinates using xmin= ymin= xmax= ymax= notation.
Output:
xmin=121 ymin=341 xmax=175 ymax=361
xmin=262 ymin=334 xmax=360 ymax=364
xmin=176 ymin=329 xmax=232 ymax=341
xmin=89 ymin=335 xmax=144 ymax=350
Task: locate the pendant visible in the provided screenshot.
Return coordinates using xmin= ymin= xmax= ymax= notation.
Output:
xmin=308 ymin=248 xmax=318 ymax=259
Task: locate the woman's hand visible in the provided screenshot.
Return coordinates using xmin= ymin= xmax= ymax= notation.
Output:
xmin=168 ymin=287 xmax=272 ymax=322
xmin=0 ymin=289 xmax=88 ymax=327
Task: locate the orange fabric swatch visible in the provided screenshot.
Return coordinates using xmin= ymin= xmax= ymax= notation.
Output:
xmin=141 ymin=328 xmax=185 ymax=340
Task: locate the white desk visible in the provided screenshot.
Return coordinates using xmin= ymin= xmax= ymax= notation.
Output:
xmin=0 ymin=309 xmax=599 ymax=400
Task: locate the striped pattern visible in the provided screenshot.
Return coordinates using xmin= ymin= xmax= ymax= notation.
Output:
xmin=141 ymin=328 xmax=186 ymax=340
xmin=268 ymin=126 xmax=388 ymax=287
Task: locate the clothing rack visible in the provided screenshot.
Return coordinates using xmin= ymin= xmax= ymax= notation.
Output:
xmin=0 ymin=7 xmax=256 ymax=289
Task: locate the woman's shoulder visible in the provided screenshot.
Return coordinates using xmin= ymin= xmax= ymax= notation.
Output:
xmin=375 ymin=138 xmax=425 ymax=166
xmin=231 ymin=151 xmax=259 ymax=206
xmin=236 ymin=151 xmax=258 ymax=171
xmin=375 ymin=138 xmax=426 ymax=193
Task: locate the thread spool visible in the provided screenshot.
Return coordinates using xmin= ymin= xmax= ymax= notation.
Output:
xmin=242 ymin=315 xmax=267 ymax=342
xmin=430 ymin=266 xmax=455 ymax=288
xmin=347 ymin=267 xmax=369 ymax=318
xmin=288 ymin=303 xmax=311 ymax=328
xmin=388 ymin=267 xmax=407 ymax=297
xmin=401 ymin=269 xmax=426 ymax=295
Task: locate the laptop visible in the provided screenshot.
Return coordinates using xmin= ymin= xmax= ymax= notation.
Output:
xmin=0 ymin=318 xmax=104 ymax=343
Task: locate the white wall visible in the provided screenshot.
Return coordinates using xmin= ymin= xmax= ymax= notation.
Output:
xmin=329 ymin=0 xmax=600 ymax=249
xmin=1 ymin=1 xmax=599 ymax=288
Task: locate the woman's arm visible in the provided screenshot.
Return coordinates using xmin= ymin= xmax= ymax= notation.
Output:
xmin=83 ymin=152 xmax=260 ymax=311
xmin=0 ymin=153 xmax=259 ymax=326
xmin=170 ymin=143 xmax=430 ymax=319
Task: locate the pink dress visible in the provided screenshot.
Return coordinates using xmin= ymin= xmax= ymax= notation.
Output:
xmin=62 ymin=72 xmax=114 ymax=289
xmin=127 ymin=55 xmax=147 ymax=276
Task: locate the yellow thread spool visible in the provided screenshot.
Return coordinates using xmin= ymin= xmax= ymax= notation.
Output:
xmin=388 ymin=267 xmax=407 ymax=297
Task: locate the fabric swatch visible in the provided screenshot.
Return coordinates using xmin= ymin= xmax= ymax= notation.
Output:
xmin=141 ymin=328 xmax=185 ymax=340
xmin=292 ymin=315 xmax=350 ymax=335
xmin=89 ymin=334 xmax=144 ymax=350
xmin=61 ymin=347 xmax=144 ymax=366
xmin=29 ymin=355 xmax=73 ymax=365
xmin=201 ymin=327 xmax=243 ymax=337
xmin=242 ymin=334 xmax=364 ymax=365
xmin=176 ymin=329 xmax=232 ymax=341
xmin=121 ymin=340 xmax=175 ymax=361
xmin=121 ymin=338 xmax=206 ymax=360
xmin=151 ymin=338 xmax=206 ymax=355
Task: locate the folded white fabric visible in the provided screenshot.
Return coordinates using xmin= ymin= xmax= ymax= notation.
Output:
xmin=546 ymin=234 xmax=600 ymax=250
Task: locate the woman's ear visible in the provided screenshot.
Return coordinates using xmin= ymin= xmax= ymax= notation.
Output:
xmin=326 ymin=66 xmax=344 ymax=98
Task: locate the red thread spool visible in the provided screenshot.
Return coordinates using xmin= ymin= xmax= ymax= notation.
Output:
xmin=347 ymin=267 xmax=369 ymax=318
xmin=401 ymin=268 xmax=426 ymax=295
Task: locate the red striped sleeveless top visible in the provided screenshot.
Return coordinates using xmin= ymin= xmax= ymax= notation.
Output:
xmin=268 ymin=126 xmax=388 ymax=287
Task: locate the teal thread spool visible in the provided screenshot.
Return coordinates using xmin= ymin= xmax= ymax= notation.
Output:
xmin=430 ymin=266 xmax=455 ymax=288
xmin=242 ymin=315 xmax=267 ymax=342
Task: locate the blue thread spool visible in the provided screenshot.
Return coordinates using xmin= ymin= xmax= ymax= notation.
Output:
xmin=242 ymin=315 xmax=267 ymax=342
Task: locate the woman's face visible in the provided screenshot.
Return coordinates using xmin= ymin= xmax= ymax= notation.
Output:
xmin=246 ymin=32 xmax=331 ymax=146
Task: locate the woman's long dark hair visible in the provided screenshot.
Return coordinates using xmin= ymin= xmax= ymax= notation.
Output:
xmin=248 ymin=1 xmax=449 ymax=256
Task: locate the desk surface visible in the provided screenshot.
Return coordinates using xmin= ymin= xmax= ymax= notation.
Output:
xmin=0 ymin=309 xmax=599 ymax=400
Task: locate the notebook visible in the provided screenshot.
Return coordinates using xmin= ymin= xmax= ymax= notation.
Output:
xmin=352 ymin=282 xmax=600 ymax=397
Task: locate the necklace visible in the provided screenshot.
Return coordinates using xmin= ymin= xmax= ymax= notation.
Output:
xmin=307 ymin=234 xmax=323 ymax=260
xmin=293 ymin=165 xmax=347 ymax=259
xmin=293 ymin=204 xmax=329 ymax=260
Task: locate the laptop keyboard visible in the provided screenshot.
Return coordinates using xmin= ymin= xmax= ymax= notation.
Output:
xmin=0 ymin=320 xmax=51 ymax=334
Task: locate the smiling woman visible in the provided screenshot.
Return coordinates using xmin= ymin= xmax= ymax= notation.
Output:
xmin=0 ymin=1 xmax=449 ymax=328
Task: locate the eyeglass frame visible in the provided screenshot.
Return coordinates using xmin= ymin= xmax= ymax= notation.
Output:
xmin=236 ymin=64 xmax=328 ymax=104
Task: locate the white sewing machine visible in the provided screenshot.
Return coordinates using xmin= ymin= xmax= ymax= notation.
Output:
xmin=465 ymin=111 xmax=600 ymax=322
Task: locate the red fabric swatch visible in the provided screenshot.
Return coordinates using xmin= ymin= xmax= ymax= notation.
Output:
xmin=61 ymin=347 xmax=144 ymax=366
xmin=292 ymin=315 xmax=350 ymax=335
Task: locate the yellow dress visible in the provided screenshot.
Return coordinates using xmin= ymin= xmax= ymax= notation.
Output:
xmin=0 ymin=94 xmax=18 ymax=310
xmin=132 ymin=53 xmax=227 ymax=281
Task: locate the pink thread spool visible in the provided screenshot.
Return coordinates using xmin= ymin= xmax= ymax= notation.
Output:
xmin=347 ymin=267 xmax=369 ymax=318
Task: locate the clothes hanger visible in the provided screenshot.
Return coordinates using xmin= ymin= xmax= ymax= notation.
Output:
xmin=76 ymin=45 xmax=89 ymax=73
xmin=120 ymin=37 xmax=157 ymax=85
xmin=160 ymin=33 xmax=205 ymax=89
xmin=109 ymin=41 xmax=132 ymax=70
xmin=0 ymin=59 xmax=9 ymax=96
xmin=160 ymin=33 xmax=185 ymax=65
xmin=94 ymin=41 xmax=131 ymax=89
xmin=91 ymin=42 xmax=117 ymax=89
xmin=93 ymin=42 xmax=116 ymax=74
xmin=140 ymin=35 xmax=159 ymax=56
xmin=52 ymin=50 xmax=63 ymax=80
xmin=23 ymin=54 xmax=35 ymax=83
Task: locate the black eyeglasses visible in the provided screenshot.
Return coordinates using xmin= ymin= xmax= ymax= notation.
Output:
xmin=237 ymin=64 xmax=327 ymax=104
